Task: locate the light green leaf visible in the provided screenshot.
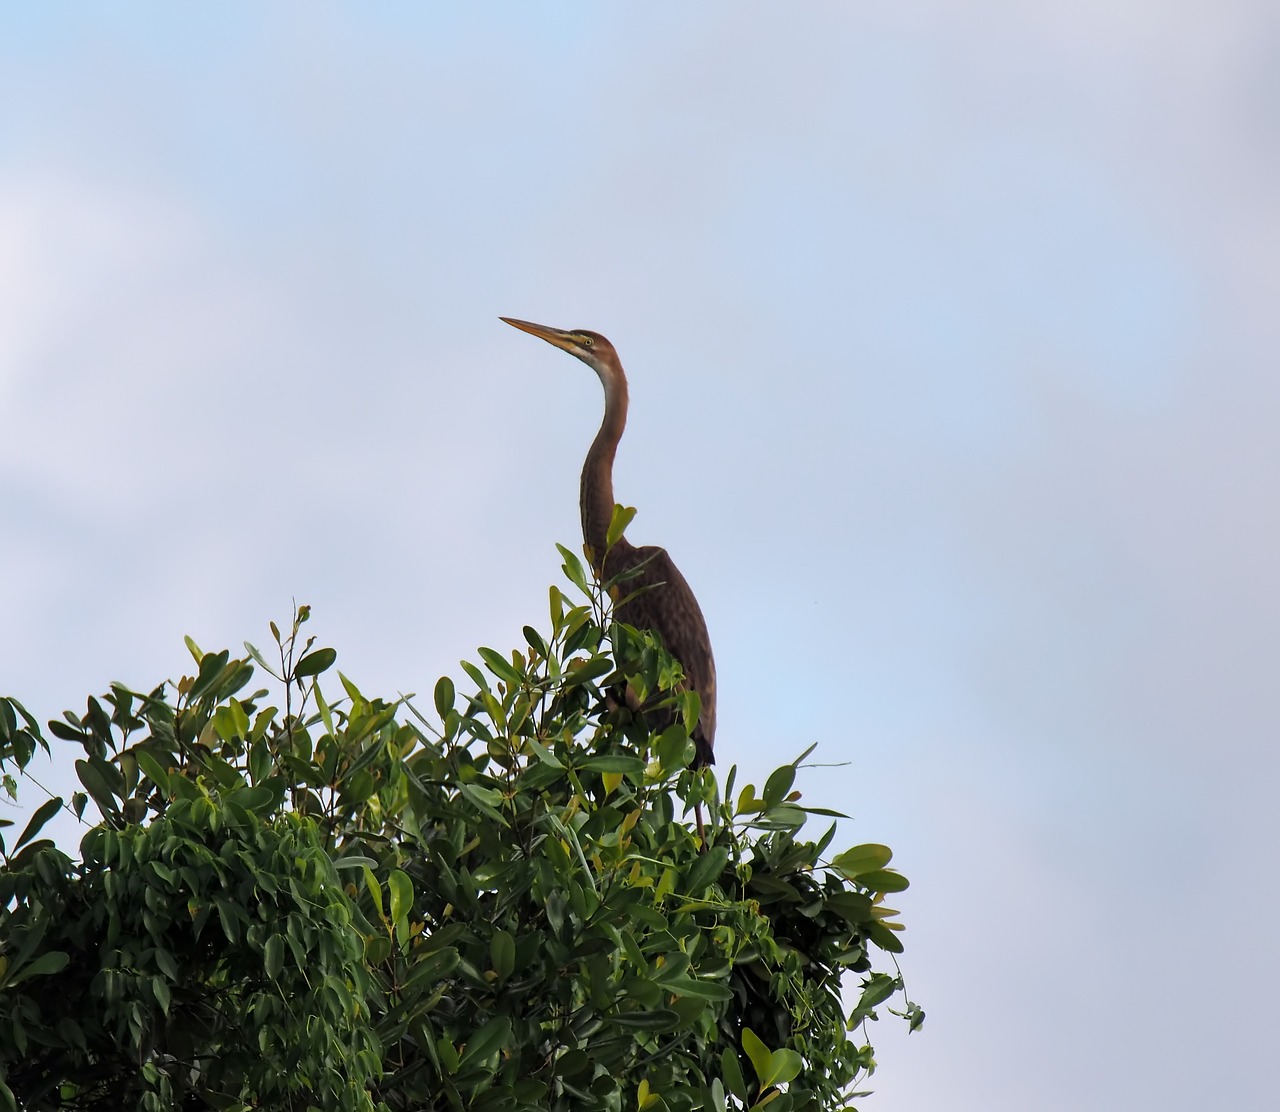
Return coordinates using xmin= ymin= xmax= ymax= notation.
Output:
xmin=741 ymin=1028 xmax=771 ymax=1088
xmin=362 ymin=866 xmax=384 ymax=921
xmin=767 ymin=1048 xmax=803 ymax=1087
xmin=388 ymin=869 xmax=413 ymax=932
xmin=607 ymin=504 xmax=637 ymax=549
xmin=831 ymin=843 xmax=893 ymax=879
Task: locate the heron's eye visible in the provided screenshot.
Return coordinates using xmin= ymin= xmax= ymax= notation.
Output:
xmin=581 ymin=336 xmax=594 ymax=348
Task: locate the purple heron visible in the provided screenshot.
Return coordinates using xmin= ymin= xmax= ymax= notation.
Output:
xmin=500 ymin=317 xmax=717 ymax=785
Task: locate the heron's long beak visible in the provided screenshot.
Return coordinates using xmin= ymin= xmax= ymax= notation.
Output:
xmin=500 ymin=316 xmax=579 ymax=354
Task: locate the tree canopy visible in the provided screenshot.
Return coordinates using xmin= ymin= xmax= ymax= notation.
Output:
xmin=0 ymin=544 xmax=921 ymax=1112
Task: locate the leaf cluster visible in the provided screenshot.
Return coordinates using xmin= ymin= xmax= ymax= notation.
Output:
xmin=0 ymin=556 xmax=920 ymax=1112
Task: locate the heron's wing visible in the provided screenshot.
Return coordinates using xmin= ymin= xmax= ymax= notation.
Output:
xmin=607 ymin=543 xmax=716 ymax=764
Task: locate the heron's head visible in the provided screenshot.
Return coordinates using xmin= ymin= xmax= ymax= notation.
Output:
xmin=500 ymin=317 xmax=621 ymax=383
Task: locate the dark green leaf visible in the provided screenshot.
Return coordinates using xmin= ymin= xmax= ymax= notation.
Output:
xmin=863 ymin=918 xmax=905 ymax=954
xmin=264 ymin=935 xmax=284 ymax=980
xmin=603 ymin=1008 xmax=681 ymax=1031
xmin=683 ymin=845 xmax=730 ymax=896
xmin=762 ymin=764 xmax=795 ymax=808
xmin=459 ymin=1015 xmax=511 ymax=1067
xmin=7 ymin=950 xmax=69 ymax=986
xmin=720 ymin=1048 xmax=748 ymax=1101
xmin=74 ymin=758 xmax=121 ymax=819
xmin=580 ymin=754 xmax=646 ymax=774
xmin=294 ymin=647 xmax=337 ymax=678
xmin=660 ymin=975 xmax=733 ymax=1001
xmin=134 ymin=749 xmax=171 ymax=793
xmin=434 ymin=676 xmax=455 ymax=717
xmin=403 ymin=946 xmax=460 ymax=990
xmin=856 ymin=869 xmax=910 ymax=893
xmin=490 ymin=929 xmax=515 ymax=983
xmin=563 ymin=655 xmax=613 ymax=688
xmin=14 ymin=797 xmax=62 ymax=852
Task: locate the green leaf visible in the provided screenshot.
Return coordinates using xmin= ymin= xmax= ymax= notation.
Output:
xmin=603 ymin=1008 xmax=681 ymax=1031
xmin=403 ymin=946 xmax=460 ymax=990
xmin=294 ymin=647 xmax=337 ymax=678
xmin=557 ymin=543 xmax=592 ymax=597
xmin=211 ymin=700 xmax=250 ymax=742
xmin=75 ymin=758 xmax=121 ymax=820
xmin=522 ymin=624 xmax=548 ymax=655
xmin=478 ymin=646 xmax=524 ymax=687
xmin=826 ymin=890 xmax=874 ymax=926
xmin=434 ymin=676 xmax=455 ymax=717
xmin=134 ymin=750 xmax=172 ymax=793
xmin=580 ymin=754 xmax=646 ymax=774
xmin=856 ymin=868 xmax=910 ymax=893
xmin=831 ymin=843 xmax=893 ymax=879
xmin=243 ymin=640 xmax=281 ymax=679
xmin=683 ymin=845 xmax=729 ymax=896
xmin=606 ymin=504 xmax=637 ymax=549
xmin=460 ymin=659 xmax=489 ymax=693
xmin=458 ymin=781 xmax=508 ymax=824
xmin=7 ymin=950 xmax=69 ymax=987
xmin=264 ymin=935 xmax=284 ymax=981
xmin=863 ymin=918 xmax=905 ymax=954
xmin=388 ymin=869 xmax=413 ymax=932
xmin=848 ymin=972 xmax=899 ymax=1025
xmin=741 ymin=1028 xmax=772 ymax=1088
xmin=767 ymin=1049 xmax=803 ymax=1087
xmin=544 ymin=889 xmax=566 ymax=937
xmin=490 ymin=929 xmax=515 ymax=984
xmin=660 ymin=975 xmax=733 ymax=1001
xmin=720 ymin=1048 xmax=748 ymax=1101
xmin=362 ymin=866 xmax=384 ymax=920
xmin=762 ymin=764 xmax=795 ymax=808
xmin=563 ymin=655 xmax=613 ymax=687
xmin=708 ymin=1078 xmax=727 ymax=1112
xmin=14 ymin=797 xmax=62 ymax=852
xmin=525 ymin=738 xmax=565 ymax=768
xmin=655 ymin=724 xmax=692 ymax=772
xmin=459 ymin=1015 xmax=511 ymax=1067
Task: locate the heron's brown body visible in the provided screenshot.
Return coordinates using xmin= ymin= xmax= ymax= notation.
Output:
xmin=502 ymin=317 xmax=716 ymax=769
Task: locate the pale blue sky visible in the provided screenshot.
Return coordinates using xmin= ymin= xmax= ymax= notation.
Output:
xmin=2 ymin=5 xmax=1277 ymax=1108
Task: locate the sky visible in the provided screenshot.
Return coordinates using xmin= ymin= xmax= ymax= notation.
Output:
xmin=2 ymin=3 xmax=1277 ymax=1108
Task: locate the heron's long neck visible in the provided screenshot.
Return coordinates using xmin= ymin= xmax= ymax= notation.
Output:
xmin=580 ymin=367 xmax=628 ymax=573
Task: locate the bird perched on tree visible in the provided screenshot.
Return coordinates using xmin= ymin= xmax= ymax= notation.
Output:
xmin=500 ymin=317 xmax=717 ymax=782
